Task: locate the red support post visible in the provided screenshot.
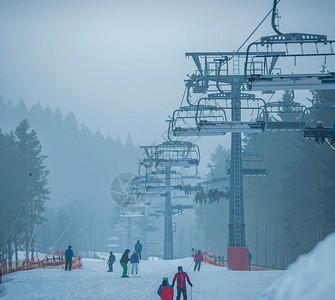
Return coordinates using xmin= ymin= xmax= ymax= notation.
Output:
xmin=227 ymin=246 xmax=249 ymax=270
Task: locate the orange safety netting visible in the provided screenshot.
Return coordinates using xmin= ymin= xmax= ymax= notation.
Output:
xmin=191 ymin=249 xmax=274 ymax=271
xmin=192 ymin=249 xmax=226 ymax=267
xmin=0 ymin=250 xmax=82 ymax=276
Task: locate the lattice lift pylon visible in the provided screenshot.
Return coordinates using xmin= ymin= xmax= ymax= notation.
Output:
xmin=140 ymin=140 xmax=200 ymax=260
xmin=168 ymin=0 xmax=335 ymax=270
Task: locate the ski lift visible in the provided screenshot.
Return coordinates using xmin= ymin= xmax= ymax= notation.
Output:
xmin=244 ymin=0 xmax=335 ymax=91
xmin=170 ymin=105 xmax=206 ymax=137
xmin=145 ymin=170 xmax=184 ymax=192
xmin=195 ymin=95 xmax=267 ymax=134
xmin=264 ymin=100 xmax=307 ymax=131
xmin=303 ymin=121 xmax=335 ymax=146
xmin=226 ymin=152 xmax=268 ymax=176
xmin=154 ymin=141 xmax=201 ymax=167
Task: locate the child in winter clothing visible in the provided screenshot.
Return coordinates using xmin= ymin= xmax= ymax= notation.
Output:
xmin=108 ymin=251 xmax=116 ymax=272
xmin=157 ymin=277 xmax=174 ymax=300
xmin=130 ymin=251 xmax=139 ymax=274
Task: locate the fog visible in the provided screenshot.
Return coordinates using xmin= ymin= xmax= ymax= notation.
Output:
xmin=1 ymin=0 xmax=335 ymax=272
xmin=0 ymin=0 xmax=334 ymax=149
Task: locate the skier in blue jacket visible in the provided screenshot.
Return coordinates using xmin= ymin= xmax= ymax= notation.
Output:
xmin=130 ymin=251 xmax=139 ymax=275
xmin=134 ymin=240 xmax=142 ymax=260
xmin=65 ymin=245 xmax=74 ymax=271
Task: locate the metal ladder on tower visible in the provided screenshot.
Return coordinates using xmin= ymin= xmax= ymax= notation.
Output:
xmin=232 ymin=53 xmax=242 ymax=247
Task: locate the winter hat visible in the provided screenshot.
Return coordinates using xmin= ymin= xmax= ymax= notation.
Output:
xmin=126 ymin=249 xmax=130 ymax=252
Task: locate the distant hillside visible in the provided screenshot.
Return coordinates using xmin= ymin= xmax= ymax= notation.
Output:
xmin=0 ymin=98 xmax=139 ymax=209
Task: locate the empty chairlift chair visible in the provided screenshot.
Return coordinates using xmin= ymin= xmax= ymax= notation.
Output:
xmin=145 ymin=170 xmax=184 ymax=193
xmin=264 ymin=98 xmax=307 ymax=132
xmin=226 ymin=152 xmax=268 ymax=177
xmin=155 ymin=141 xmax=200 ymax=168
xmin=244 ymin=0 xmax=335 ymax=91
xmin=196 ymin=93 xmax=267 ymax=134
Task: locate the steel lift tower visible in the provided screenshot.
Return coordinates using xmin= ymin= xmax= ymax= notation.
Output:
xmin=169 ymin=0 xmax=335 ymax=269
xmin=141 ymin=141 xmax=200 ymax=259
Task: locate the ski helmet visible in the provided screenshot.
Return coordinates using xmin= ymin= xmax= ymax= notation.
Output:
xmin=178 ymin=266 xmax=183 ymax=271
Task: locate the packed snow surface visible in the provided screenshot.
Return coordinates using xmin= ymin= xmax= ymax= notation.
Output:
xmin=1 ymin=253 xmax=282 ymax=299
xmin=260 ymin=232 xmax=335 ymax=300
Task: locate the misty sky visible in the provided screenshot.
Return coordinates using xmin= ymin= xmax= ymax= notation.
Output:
xmin=0 ymin=0 xmax=334 ymax=169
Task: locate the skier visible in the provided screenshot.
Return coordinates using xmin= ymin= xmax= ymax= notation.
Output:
xmin=172 ymin=266 xmax=193 ymax=300
xmin=130 ymin=251 xmax=139 ymax=275
xmin=134 ymin=240 xmax=142 ymax=260
xmin=249 ymin=251 xmax=252 ymax=271
xmin=157 ymin=277 xmax=174 ymax=300
xmin=107 ymin=251 xmax=116 ymax=272
xmin=120 ymin=249 xmax=131 ymax=278
xmin=65 ymin=245 xmax=73 ymax=271
xmin=194 ymin=250 xmax=203 ymax=271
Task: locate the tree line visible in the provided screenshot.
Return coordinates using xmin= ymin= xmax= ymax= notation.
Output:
xmin=0 ymin=119 xmax=49 ymax=261
xmin=0 ymin=98 xmax=139 ymax=257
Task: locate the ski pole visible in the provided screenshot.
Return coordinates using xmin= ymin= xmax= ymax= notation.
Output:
xmin=188 ymin=261 xmax=194 ymax=269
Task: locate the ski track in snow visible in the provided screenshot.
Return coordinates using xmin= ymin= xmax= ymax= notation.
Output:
xmin=1 ymin=256 xmax=283 ymax=300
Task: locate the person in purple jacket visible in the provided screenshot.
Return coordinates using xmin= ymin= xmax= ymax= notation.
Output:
xmin=194 ymin=250 xmax=203 ymax=271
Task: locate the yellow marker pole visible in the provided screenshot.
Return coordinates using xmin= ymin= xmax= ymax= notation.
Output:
xmin=325 ymin=138 xmax=335 ymax=151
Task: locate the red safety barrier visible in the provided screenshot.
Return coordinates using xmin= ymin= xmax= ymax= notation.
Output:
xmin=228 ymin=246 xmax=249 ymax=271
xmin=192 ymin=250 xmax=227 ymax=267
xmin=0 ymin=250 xmax=83 ymax=278
xmin=192 ymin=249 xmax=274 ymax=271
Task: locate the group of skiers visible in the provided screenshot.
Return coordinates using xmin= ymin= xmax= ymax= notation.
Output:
xmin=157 ymin=250 xmax=203 ymax=300
xmin=157 ymin=266 xmax=193 ymax=300
xmin=107 ymin=240 xmax=143 ymax=278
xmin=68 ymin=242 xmax=203 ymax=299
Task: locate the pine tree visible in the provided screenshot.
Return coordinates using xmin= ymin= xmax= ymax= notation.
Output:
xmin=14 ymin=119 xmax=49 ymax=258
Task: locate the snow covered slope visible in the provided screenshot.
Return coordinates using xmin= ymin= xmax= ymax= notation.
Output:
xmin=260 ymin=232 xmax=335 ymax=300
xmin=1 ymin=255 xmax=282 ymax=299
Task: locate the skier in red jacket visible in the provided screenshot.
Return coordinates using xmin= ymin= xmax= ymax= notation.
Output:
xmin=172 ymin=266 xmax=193 ymax=300
xmin=157 ymin=277 xmax=174 ymax=300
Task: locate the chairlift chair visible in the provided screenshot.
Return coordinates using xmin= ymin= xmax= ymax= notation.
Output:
xmin=244 ymin=0 xmax=335 ymax=91
xmin=264 ymin=100 xmax=307 ymax=131
xmin=226 ymin=152 xmax=268 ymax=176
xmin=195 ymin=96 xmax=267 ymax=134
xmin=303 ymin=122 xmax=335 ymax=146
xmin=145 ymin=170 xmax=184 ymax=192
xmin=154 ymin=141 xmax=201 ymax=167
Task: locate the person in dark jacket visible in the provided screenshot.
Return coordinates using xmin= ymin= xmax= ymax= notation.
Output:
xmin=249 ymin=251 xmax=252 ymax=271
xmin=194 ymin=250 xmax=203 ymax=271
xmin=108 ymin=251 xmax=116 ymax=272
xmin=120 ymin=249 xmax=131 ymax=278
xmin=65 ymin=245 xmax=74 ymax=271
xmin=172 ymin=266 xmax=193 ymax=300
xmin=157 ymin=277 xmax=174 ymax=300
xmin=134 ymin=240 xmax=142 ymax=260
xmin=130 ymin=251 xmax=139 ymax=275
